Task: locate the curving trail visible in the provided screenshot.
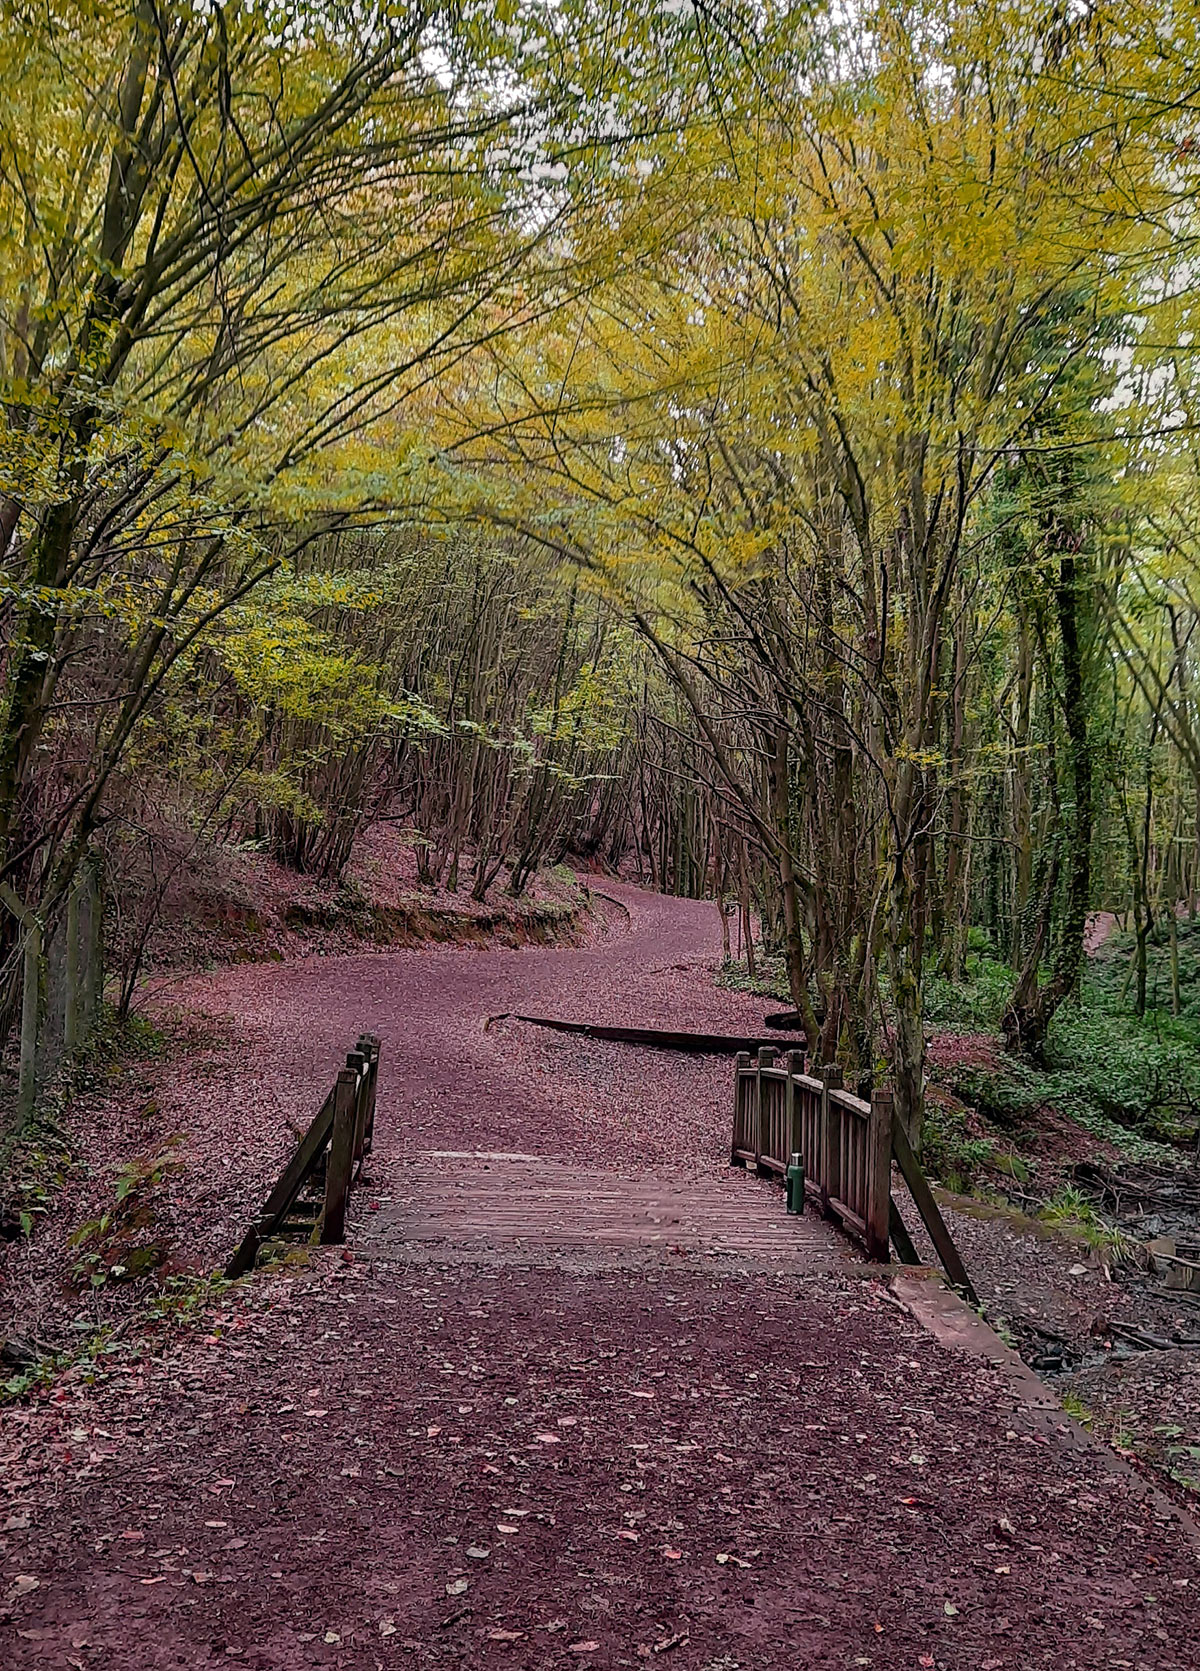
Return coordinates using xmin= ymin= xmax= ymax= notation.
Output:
xmin=157 ymin=881 xmax=792 ymax=1176
xmin=4 ymin=885 xmax=1200 ymax=1669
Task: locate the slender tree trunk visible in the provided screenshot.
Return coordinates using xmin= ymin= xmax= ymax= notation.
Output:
xmin=1010 ymin=598 xmax=1035 ymax=965
xmin=1003 ymin=541 xmax=1094 ymax=1056
xmin=768 ymin=724 xmax=820 ymax=1050
xmin=886 ymin=754 xmax=925 ymax=1150
xmin=939 ymin=618 xmax=970 ymax=979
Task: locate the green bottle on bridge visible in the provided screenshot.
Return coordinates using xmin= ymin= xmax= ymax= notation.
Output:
xmin=786 ymin=1151 xmax=805 ymax=1215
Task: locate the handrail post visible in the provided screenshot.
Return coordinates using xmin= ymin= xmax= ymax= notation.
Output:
xmin=346 ymin=1048 xmax=367 ymax=1167
xmin=756 ymin=1045 xmax=775 ymax=1170
xmin=818 ymin=1064 xmax=843 ymax=1217
xmin=361 ymin=1034 xmax=380 ymax=1155
xmin=732 ymin=1051 xmax=751 ymax=1164
xmin=321 ymin=1068 xmax=358 ymax=1244
xmin=785 ymin=1049 xmax=804 ymax=1165
xmin=866 ymin=1086 xmax=894 ymax=1261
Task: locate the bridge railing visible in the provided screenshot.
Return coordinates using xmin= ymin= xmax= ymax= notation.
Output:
xmin=732 ymin=1046 xmax=892 ymax=1261
xmin=225 ymin=1032 xmax=380 ymax=1279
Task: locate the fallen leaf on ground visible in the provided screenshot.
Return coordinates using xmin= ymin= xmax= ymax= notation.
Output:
xmin=487 ymin=1628 xmax=526 ymax=1642
xmin=568 ymin=1643 xmax=600 ymax=1655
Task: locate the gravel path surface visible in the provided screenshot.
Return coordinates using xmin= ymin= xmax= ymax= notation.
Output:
xmin=147 ymin=882 xmax=782 ymax=1185
xmin=4 ymin=883 xmax=1200 ymax=1668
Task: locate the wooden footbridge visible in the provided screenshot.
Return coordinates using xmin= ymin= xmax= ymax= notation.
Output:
xmin=732 ymin=1045 xmax=976 ymax=1299
xmin=223 ymin=1026 xmax=973 ymax=1302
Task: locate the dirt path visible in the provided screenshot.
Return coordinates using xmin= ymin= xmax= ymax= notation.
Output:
xmin=4 ymin=885 xmax=1200 ymax=1668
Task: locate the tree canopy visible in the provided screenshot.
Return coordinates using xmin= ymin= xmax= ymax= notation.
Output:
xmin=6 ymin=0 xmax=1200 ymax=1140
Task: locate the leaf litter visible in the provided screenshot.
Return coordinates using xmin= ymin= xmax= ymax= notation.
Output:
xmin=2 ymin=886 xmax=1199 ymax=1666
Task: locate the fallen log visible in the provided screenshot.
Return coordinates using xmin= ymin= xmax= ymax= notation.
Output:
xmin=1107 ymin=1319 xmax=1200 ymax=1351
xmin=489 ymin=1012 xmax=805 ymax=1054
xmin=1152 ymin=1284 xmax=1200 ymax=1312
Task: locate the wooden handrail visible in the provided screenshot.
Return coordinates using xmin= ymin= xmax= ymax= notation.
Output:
xmin=731 ymin=1055 xmax=973 ymax=1292
xmin=225 ymin=1033 xmax=381 ymax=1279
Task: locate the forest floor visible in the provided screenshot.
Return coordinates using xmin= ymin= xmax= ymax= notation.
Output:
xmin=723 ymin=923 xmax=1200 ymax=1508
xmin=895 ymin=1161 xmax=1200 ymax=1503
xmin=3 ymin=884 xmax=1200 ymax=1668
xmin=116 ymin=826 xmax=596 ymax=984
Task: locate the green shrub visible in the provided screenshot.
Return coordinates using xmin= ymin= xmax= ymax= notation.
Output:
xmin=920 ymin=1097 xmax=996 ymax=1185
xmin=923 ymin=955 xmax=1015 ymax=1031
xmin=946 ymin=998 xmax=1194 ymax=1163
xmin=1040 ymin=1185 xmax=1137 ymax=1258
xmin=1086 ymin=916 xmax=1200 ymax=1025
xmin=1041 ymin=1003 xmax=1200 ymax=1155
xmin=952 ymin=1062 xmax=1041 ymax=1128
xmin=992 ymin=1149 xmax=1031 ymax=1183
xmin=715 ymin=956 xmax=789 ymax=1002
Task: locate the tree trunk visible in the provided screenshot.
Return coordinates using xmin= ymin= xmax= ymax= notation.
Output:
xmin=767 ymin=724 xmax=820 ymax=1051
xmin=1002 ymin=541 xmax=1093 ymax=1057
